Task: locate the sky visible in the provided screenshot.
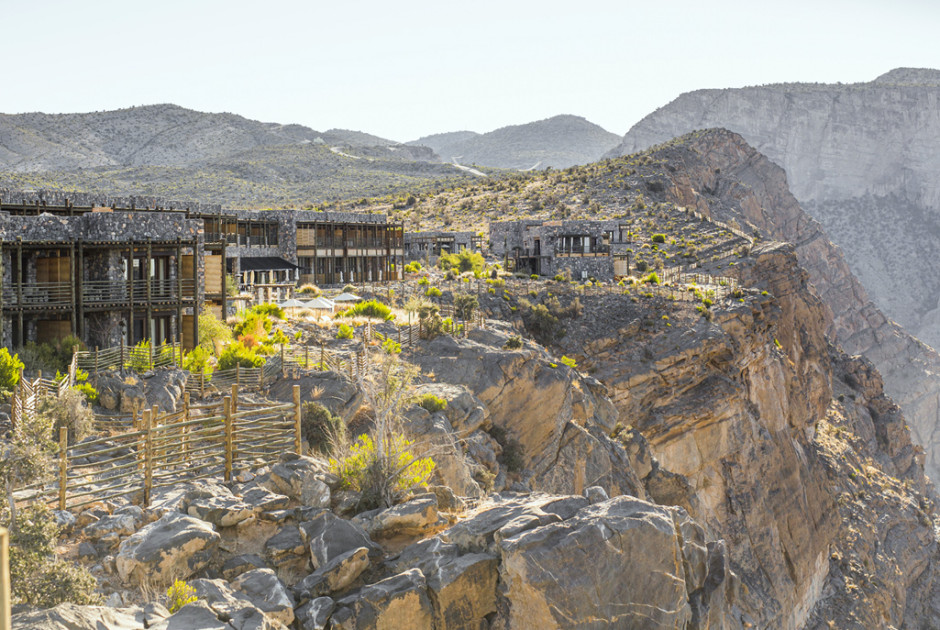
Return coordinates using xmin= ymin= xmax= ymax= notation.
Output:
xmin=5 ymin=0 xmax=940 ymax=141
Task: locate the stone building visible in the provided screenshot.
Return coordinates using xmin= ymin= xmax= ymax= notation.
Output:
xmin=490 ymin=219 xmax=635 ymax=280
xmin=403 ymin=230 xmax=483 ymax=264
xmin=0 ymin=210 xmax=203 ymax=350
xmin=0 ymin=192 xmax=405 ymax=346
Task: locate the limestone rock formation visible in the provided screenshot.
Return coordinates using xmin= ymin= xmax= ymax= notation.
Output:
xmin=626 ymin=128 xmax=940 ymax=482
xmin=115 ymin=513 xmax=220 ymax=586
xmin=612 ymin=70 xmax=940 ymax=357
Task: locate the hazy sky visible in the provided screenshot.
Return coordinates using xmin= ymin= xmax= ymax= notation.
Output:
xmin=5 ymin=0 xmax=940 ymax=141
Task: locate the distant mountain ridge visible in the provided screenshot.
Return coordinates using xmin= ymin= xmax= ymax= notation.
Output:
xmin=408 ymin=115 xmax=620 ymax=169
xmin=0 ymin=105 xmax=619 ymax=206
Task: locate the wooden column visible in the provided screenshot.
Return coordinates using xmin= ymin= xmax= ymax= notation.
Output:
xmin=192 ymin=238 xmax=199 ymax=346
xmin=69 ymin=241 xmax=77 ymax=336
xmin=145 ymin=240 xmax=152 ymax=342
xmin=176 ymin=239 xmax=183 ymax=342
xmin=15 ymin=239 xmax=22 ymax=346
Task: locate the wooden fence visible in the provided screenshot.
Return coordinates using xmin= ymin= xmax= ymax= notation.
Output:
xmin=76 ymin=341 xmax=182 ymax=376
xmin=21 ymin=386 xmax=302 ymax=511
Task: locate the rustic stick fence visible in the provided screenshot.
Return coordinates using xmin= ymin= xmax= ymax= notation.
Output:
xmin=22 ymin=386 xmax=302 ymax=511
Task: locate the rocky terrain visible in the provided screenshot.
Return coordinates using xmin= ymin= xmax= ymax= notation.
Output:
xmin=12 ymin=203 xmax=940 ymax=629
xmin=609 ymin=68 xmax=940 ymax=351
xmin=408 ymin=115 xmax=621 ymax=170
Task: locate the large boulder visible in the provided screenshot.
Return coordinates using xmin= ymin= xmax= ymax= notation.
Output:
xmin=116 ymin=512 xmax=220 ymax=586
xmin=360 ymin=494 xmax=440 ymax=539
xmin=267 ymin=453 xmax=333 ymax=507
xmin=231 ymin=568 xmax=297 ymax=627
xmin=497 ymin=495 xmax=725 ymax=629
xmin=300 ymin=511 xmax=382 ymax=569
xmin=294 ymin=546 xmax=371 ymax=602
xmin=400 ymin=410 xmax=483 ymax=498
xmin=442 ymin=493 xmax=587 ymax=553
xmin=82 ymin=505 xmax=146 ymax=547
xmin=410 ymin=383 xmax=488 ymax=435
xmin=187 ymin=495 xmax=256 ymax=528
xmin=11 ymin=604 xmax=148 ymax=630
xmin=332 ymin=569 xmax=434 ymax=630
xmin=149 ymin=600 xmax=227 ymax=630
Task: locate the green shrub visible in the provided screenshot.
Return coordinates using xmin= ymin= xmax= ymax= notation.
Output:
xmin=217 ymin=342 xmax=265 ymax=370
xmin=404 ymin=261 xmax=422 ymax=273
xmin=10 ymin=504 xmax=99 ymax=608
xmin=297 ymin=283 xmax=321 ymax=296
xmin=182 ymin=346 xmax=213 ymax=376
xmin=643 ymin=272 xmax=660 ymax=285
xmin=530 ymin=274 xmax=539 ymax=280
xmin=329 ymin=433 xmax=436 ymax=510
xmin=343 ymin=284 xmax=357 ymax=294
xmin=382 ymin=338 xmax=402 ymax=355
xmin=251 ymin=303 xmax=285 ymax=320
xmin=416 ymin=393 xmax=447 ymax=413
xmin=166 ymin=579 xmax=198 ymax=614
xmin=338 ymin=299 xmax=395 ymax=321
xmin=635 ymin=260 xmax=649 ymax=272
xmin=651 ymin=233 xmax=666 ymax=243
xmin=125 ymin=340 xmax=152 ymax=373
xmin=438 ymin=248 xmax=485 ymax=275
xmin=702 ymin=298 xmax=713 ymax=308
xmin=336 ymin=324 xmax=355 ymax=340
xmin=553 ymin=274 xmax=566 ymax=282
xmin=72 ymin=382 xmax=99 ymax=405
xmin=418 ymin=277 xmax=430 ymax=286
xmin=425 ymin=287 xmax=442 ymax=298
xmin=198 ymin=306 xmax=233 ymax=356
xmin=0 ymin=348 xmax=24 ymax=391
xmin=504 ymin=335 xmax=523 ymax=349
xmin=301 ymin=402 xmax=344 ymax=454
xmin=560 ymin=355 xmax=577 ymax=369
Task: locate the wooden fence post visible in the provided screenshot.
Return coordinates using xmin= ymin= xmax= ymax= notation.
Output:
xmin=120 ymin=341 xmax=125 ymax=371
xmin=183 ymin=392 xmax=191 ymax=463
xmin=94 ymin=346 xmax=99 ymax=376
xmin=143 ymin=409 xmax=153 ymax=506
xmin=231 ymin=384 xmax=238 ymax=415
xmin=223 ymin=397 xmax=233 ymax=483
xmin=151 ymin=405 xmax=160 ymax=469
xmin=294 ymin=385 xmax=302 ymax=455
xmin=58 ymin=426 xmax=68 ymax=511
xmin=236 ymin=363 xmax=241 ymax=388
xmin=0 ymin=527 xmax=9 ymax=630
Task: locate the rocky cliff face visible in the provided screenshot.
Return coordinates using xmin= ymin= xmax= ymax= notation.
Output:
xmin=615 ymin=128 xmax=940 ymax=487
xmin=610 ymin=70 xmax=940 ymax=351
xmin=550 ymin=241 xmax=940 ymax=628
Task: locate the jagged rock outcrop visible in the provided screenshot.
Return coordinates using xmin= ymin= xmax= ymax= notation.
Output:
xmin=611 ymin=70 xmax=940 ymax=360
xmin=624 ymin=128 xmax=940 ymax=483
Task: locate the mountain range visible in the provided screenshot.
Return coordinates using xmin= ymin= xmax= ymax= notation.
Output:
xmin=0 ymin=106 xmax=620 ymax=207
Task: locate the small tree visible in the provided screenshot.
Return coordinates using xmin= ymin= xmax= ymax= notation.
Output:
xmin=454 ymin=293 xmax=478 ymax=322
xmin=198 ymin=306 xmax=233 ymax=356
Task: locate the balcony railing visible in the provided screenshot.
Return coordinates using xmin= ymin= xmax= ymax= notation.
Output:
xmin=1 ymin=280 xmax=196 ymax=307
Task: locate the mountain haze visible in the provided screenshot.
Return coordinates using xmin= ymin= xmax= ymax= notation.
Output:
xmin=409 ymin=115 xmax=620 ymax=169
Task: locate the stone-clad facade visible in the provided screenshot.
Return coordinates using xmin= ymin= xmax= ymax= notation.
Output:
xmin=0 ymin=192 xmax=405 ymax=346
xmin=490 ymin=219 xmax=635 ymax=280
xmin=0 ymin=211 xmax=203 ymax=349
